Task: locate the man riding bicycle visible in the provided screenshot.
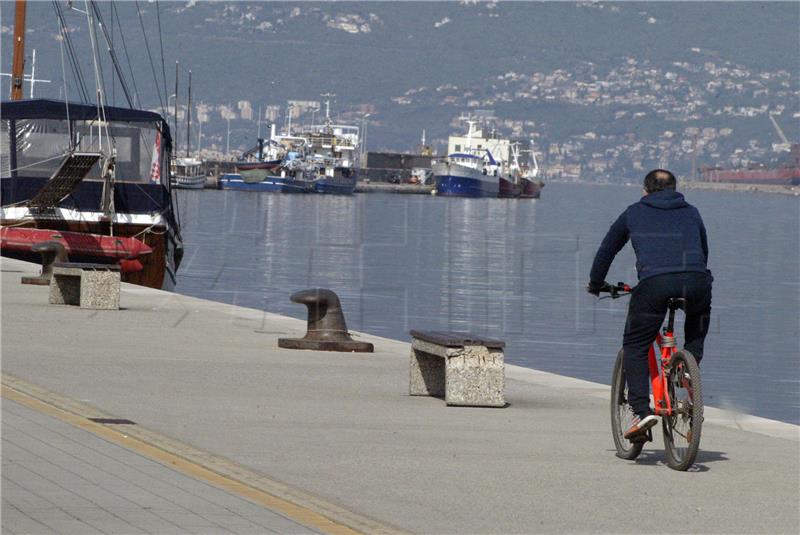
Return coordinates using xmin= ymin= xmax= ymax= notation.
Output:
xmin=587 ymin=169 xmax=713 ymax=441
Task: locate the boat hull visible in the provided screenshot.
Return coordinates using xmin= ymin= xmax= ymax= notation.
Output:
xmin=173 ymin=175 xmax=207 ymax=189
xmin=498 ymin=176 xmax=522 ymax=198
xmin=0 ymin=218 xmax=178 ymax=290
xmin=433 ymin=160 xmax=499 ymax=198
xmin=313 ymin=176 xmax=357 ymax=195
xmin=218 ymin=174 xmax=312 ymax=193
xmin=434 ymin=174 xmax=499 ymax=198
xmin=701 ymin=168 xmax=800 ymax=185
xmin=520 ymin=179 xmax=543 ymax=199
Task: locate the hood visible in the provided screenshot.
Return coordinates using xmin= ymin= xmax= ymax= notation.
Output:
xmin=640 ymin=190 xmax=689 ymax=210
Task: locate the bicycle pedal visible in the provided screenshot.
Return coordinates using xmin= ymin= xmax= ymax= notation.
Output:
xmin=630 ymin=428 xmax=654 ymax=443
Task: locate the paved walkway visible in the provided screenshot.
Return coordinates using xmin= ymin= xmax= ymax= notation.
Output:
xmin=2 ymin=397 xmax=319 ymax=535
xmin=2 ymin=257 xmax=798 ymax=534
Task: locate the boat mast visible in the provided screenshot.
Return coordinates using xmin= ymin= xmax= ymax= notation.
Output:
xmin=173 ymin=61 xmax=179 ymax=157
xmin=186 ymin=69 xmax=191 ymax=157
xmin=9 ymin=0 xmax=26 ymax=101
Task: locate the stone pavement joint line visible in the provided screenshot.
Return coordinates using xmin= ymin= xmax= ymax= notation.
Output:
xmin=1 ymin=374 xmax=408 ymax=535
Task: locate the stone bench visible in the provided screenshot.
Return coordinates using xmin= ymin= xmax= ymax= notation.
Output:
xmin=409 ymin=330 xmax=505 ymax=407
xmin=49 ymin=262 xmax=121 ymax=310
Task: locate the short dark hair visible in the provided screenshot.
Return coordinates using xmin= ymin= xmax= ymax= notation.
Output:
xmin=644 ymin=169 xmax=677 ymax=193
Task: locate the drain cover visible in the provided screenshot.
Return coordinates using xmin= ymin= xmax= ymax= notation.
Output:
xmin=88 ymin=418 xmax=136 ymax=425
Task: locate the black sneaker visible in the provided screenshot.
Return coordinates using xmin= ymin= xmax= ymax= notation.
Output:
xmin=623 ymin=414 xmax=658 ymax=441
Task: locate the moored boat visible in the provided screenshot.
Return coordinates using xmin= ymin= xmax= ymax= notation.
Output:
xmin=172 ymin=157 xmax=206 ymax=189
xmin=700 ymin=144 xmax=799 ymax=185
xmin=433 ymin=120 xmax=504 ymax=198
xmin=295 ymin=97 xmax=360 ymax=195
xmin=0 ymin=99 xmax=183 ymax=289
xmin=433 ymin=152 xmax=500 ymax=198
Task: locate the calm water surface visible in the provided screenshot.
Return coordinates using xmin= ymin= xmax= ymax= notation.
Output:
xmin=175 ymin=183 xmax=800 ymax=424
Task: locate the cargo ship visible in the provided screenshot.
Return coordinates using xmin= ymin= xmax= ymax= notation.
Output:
xmin=701 ymin=144 xmax=800 ymax=185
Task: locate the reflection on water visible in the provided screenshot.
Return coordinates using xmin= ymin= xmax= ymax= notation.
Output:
xmin=176 ymin=184 xmax=800 ymax=424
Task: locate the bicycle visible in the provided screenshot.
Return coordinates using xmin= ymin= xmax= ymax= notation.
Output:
xmin=601 ymin=282 xmax=704 ymax=471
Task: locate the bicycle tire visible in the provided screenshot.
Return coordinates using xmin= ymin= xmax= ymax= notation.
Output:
xmin=610 ymin=349 xmax=644 ymax=460
xmin=662 ymin=349 xmax=703 ymax=471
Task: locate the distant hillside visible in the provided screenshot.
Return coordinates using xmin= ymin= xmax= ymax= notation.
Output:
xmin=2 ymin=1 xmax=798 ymax=179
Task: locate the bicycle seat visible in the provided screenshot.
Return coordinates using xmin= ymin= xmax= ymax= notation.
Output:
xmin=667 ymin=298 xmax=686 ymax=311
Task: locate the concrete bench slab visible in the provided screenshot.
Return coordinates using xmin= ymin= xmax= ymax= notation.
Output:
xmin=409 ymin=330 xmax=505 ymax=407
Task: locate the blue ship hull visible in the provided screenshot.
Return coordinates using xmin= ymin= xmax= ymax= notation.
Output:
xmin=313 ymin=178 xmax=356 ymax=195
xmin=218 ymin=174 xmax=311 ymax=193
xmin=435 ymin=174 xmax=499 ymax=198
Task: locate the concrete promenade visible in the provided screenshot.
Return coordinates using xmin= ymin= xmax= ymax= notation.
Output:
xmin=2 ymin=257 xmax=798 ymax=534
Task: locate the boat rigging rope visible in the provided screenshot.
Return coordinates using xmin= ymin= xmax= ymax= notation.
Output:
xmin=155 ymin=0 xmax=169 ymax=120
xmin=88 ymin=1 xmax=135 ymax=109
xmin=52 ymin=1 xmax=90 ymax=103
xmin=134 ymin=0 xmax=166 ymax=113
xmin=83 ymin=0 xmax=114 ymax=155
xmin=58 ymin=37 xmax=74 ymax=149
xmin=6 ymin=153 xmax=70 ymax=174
xmin=111 ymin=2 xmax=141 ymax=108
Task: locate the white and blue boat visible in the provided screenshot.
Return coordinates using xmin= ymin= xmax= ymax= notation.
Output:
xmin=433 ymin=151 xmax=500 ymax=198
xmin=433 ymin=120 xmax=503 ymax=198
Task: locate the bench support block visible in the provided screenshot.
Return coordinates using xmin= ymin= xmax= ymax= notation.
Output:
xmin=410 ymin=337 xmax=505 ymax=407
xmin=49 ymin=265 xmax=120 ymax=310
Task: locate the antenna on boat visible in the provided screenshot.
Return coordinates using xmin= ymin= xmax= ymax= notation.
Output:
xmin=285 ymin=104 xmax=294 ymax=135
xmin=320 ymin=92 xmax=335 ymax=131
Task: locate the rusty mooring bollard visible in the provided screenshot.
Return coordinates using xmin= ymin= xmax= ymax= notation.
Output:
xmin=21 ymin=241 xmax=69 ymax=285
xmin=278 ymin=288 xmax=374 ymax=352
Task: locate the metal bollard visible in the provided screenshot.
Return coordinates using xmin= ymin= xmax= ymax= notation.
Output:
xmin=21 ymin=241 xmax=68 ymax=285
xmin=278 ymin=288 xmax=374 ymax=352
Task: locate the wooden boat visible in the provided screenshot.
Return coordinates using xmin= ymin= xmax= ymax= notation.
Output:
xmin=1 ymin=99 xmax=184 ymax=289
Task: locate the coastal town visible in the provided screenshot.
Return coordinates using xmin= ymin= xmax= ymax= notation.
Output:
xmin=178 ymin=51 xmax=796 ymax=182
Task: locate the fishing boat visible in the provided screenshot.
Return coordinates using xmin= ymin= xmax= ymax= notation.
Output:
xmin=433 ymin=120 xmax=503 ymax=198
xmin=221 ymin=131 xmax=314 ymax=193
xmin=434 ymin=151 xmax=500 ymax=197
xmin=501 ymin=142 xmax=544 ymax=199
xmin=295 ymin=97 xmax=360 ymax=195
xmin=172 ymin=157 xmax=206 ymax=189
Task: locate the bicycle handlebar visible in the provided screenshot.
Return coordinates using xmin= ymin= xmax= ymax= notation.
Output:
xmin=600 ymin=282 xmax=633 ymax=299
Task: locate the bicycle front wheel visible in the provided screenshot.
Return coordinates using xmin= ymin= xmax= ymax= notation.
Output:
xmin=662 ymin=349 xmax=703 ymax=471
xmin=610 ymin=349 xmax=644 ymax=460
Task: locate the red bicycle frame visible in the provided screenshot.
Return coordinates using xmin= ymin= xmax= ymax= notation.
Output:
xmin=649 ymin=332 xmax=676 ymax=417
xmin=648 ymin=300 xmax=684 ymax=417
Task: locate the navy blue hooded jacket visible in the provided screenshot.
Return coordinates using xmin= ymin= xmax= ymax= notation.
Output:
xmin=589 ymin=190 xmax=711 ymax=284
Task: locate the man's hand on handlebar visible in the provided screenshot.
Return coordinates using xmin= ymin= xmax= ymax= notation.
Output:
xmin=587 ymin=281 xmax=632 ymax=298
xmin=586 ymin=280 xmax=608 ymax=296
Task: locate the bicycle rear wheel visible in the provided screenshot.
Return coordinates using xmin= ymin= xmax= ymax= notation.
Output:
xmin=610 ymin=349 xmax=644 ymax=460
xmin=662 ymin=349 xmax=703 ymax=471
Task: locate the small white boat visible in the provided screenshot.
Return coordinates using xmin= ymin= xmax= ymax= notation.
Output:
xmin=172 ymin=157 xmax=206 ymax=189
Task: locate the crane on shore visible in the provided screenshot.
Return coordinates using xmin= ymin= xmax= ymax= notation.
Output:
xmin=768 ymin=113 xmax=791 ymax=153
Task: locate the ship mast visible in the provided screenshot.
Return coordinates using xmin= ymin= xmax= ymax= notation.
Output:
xmin=186 ymin=69 xmax=192 ymax=157
xmin=9 ymin=0 xmax=26 ymax=101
